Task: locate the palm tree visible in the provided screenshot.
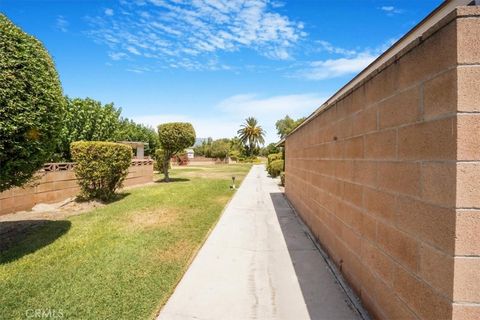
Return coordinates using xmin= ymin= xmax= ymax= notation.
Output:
xmin=237 ymin=117 xmax=266 ymax=156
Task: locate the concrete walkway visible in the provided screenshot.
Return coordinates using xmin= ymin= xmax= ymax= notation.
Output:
xmin=158 ymin=165 xmax=362 ymax=320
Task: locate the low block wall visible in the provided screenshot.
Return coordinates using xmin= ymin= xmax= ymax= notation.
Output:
xmin=285 ymin=7 xmax=480 ymax=320
xmin=0 ymin=160 xmax=154 ymax=216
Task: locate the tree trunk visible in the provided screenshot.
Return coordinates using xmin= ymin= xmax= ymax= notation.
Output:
xmin=162 ymin=157 xmax=170 ymax=182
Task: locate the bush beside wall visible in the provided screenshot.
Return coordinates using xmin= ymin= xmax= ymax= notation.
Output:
xmin=267 ymin=153 xmax=283 ymax=177
xmin=268 ymin=159 xmax=284 ymax=178
xmin=267 ymin=153 xmax=282 ymax=166
xmin=71 ymin=141 xmax=132 ymax=201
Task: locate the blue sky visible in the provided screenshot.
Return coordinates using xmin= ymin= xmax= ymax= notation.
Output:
xmin=1 ymin=0 xmax=442 ymax=143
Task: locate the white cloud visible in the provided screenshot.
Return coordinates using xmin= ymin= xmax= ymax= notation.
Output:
xmin=296 ymin=38 xmax=398 ymax=81
xmin=380 ymin=6 xmax=404 ymax=16
xmin=126 ymin=66 xmax=151 ymax=73
xmin=55 ymin=15 xmax=68 ymax=32
xmin=87 ymin=0 xmax=306 ymax=69
xmin=132 ymin=93 xmax=326 ymax=143
xmin=218 ymin=93 xmax=325 ymax=118
xmin=126 ymin=46 xmax=141 ymax=55
xmin=298 ymin=53 xmax=376 ymax=80
xmin=109 ymin=52 xmax=128 ymax=60
xmin=315 ymin=40 xmax=356 ymax=56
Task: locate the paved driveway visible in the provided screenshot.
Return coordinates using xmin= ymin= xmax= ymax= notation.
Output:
xmin=158 ymin=165 xmax=363 ymax=320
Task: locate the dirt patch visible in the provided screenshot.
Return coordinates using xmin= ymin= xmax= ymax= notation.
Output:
xmin=0 ymin=198 xmax=105 ymax=222
xmin=124 ymin=208 xmax=179 ymax=232
xmin=214 ymin=195 xmax=231 ymax=205
xmin=152 ymin=239 xmax=195 ymax=263
xmin=177 ymin=171 xmax=237 ymax=180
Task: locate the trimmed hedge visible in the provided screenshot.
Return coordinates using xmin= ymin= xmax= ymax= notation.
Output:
xmin=71 ymin=141 xmax=132 ymax=201
xmin=267 ymin=153 xmax=282 ymax=166
xmin=267 ymin=152 xmax=283 ymax=176
xmin=268 ymin=159 xmax=284 ymax=178
xmin=0 ymin=14 xmax=65 ymax=192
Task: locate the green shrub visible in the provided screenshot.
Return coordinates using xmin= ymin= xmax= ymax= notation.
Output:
xmin=267 ymin=153 xmax=282 ymax=165
xmin=280 ymin=172 xmax=285 ymax=186
xmin=268 ymin=159 xmax=284 ymax=178
xmin=266 ymin=153 xmax=283 ymax=174
xmin=210 ymin=139 xmax=230 ymax=159
xmin=229 ymin=150 xmax=241 ymax=161
xmin=0 ymin=14 xmax=65 ymax=192
xmin=71 ymin=141 xmax=132 ymax=201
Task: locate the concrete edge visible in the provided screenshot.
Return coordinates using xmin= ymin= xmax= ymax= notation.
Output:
xmin=153 ymin=164 xmax=254 ymax=319
xmin=280 ymin=192 xmax=372 ymax=320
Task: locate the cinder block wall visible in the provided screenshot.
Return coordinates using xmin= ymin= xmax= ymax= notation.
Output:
xmin=285 ymin=7 xmax=480 ymax=320
xmin=123 ymin=162 xmax=155 ymax=187
xmin=0 ymin=161 xmax=154 ymax=216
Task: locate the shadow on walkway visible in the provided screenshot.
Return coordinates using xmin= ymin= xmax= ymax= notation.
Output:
xmin=0 ymin=220 xmax=71 ymax=264
xmin=270 ymin=192 xmax=359 ymax=320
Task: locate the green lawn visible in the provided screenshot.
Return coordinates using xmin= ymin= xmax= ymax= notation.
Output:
xmin=0 ymin=164 xmax=252 ymax=319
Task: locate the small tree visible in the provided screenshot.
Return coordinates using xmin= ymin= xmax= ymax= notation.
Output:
xmin=260 ymin=143 xmax=279 ymax=156
xmin=0 ymin=14 xmax=65 ymax=192
xmin=210 ymin=139 xmax=231 ymax=159
xmin=193 ymin=137 xmax=212 ymax=157
xmin=275 ymin=115 xmax=305 ymax=139
xmin=157 ymin=123 xmax=196 ymax=182
xmin=71 ymin=141 xmax=132 ymax=201
xmin=58 ymin=97 xmax=121 ymax=160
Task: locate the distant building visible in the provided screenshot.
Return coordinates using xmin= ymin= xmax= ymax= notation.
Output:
xmin=118 ymin=141 xmax=148 ymax=159
xmin=185 ymin=148 xmax=194 ymax=159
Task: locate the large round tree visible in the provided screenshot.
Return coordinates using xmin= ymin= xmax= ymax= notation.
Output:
xmin=0 ymin=14 xmax=65 ymax=192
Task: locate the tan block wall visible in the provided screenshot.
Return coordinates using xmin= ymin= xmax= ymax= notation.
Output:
xmin=123 ymin=163 xmax=155 ymax=187
xmin=0 ymin=162 xmax=154 ymax=216
xmin=285 ymin=7 xmax=480 ymax=320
